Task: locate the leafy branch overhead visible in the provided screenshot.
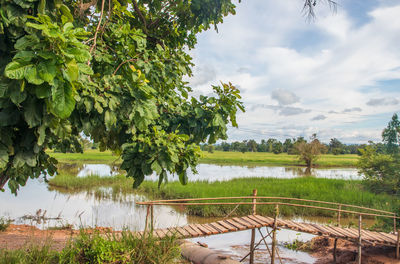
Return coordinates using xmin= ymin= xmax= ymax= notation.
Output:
xmin=0 ymin=0 xmax=245 ymax=194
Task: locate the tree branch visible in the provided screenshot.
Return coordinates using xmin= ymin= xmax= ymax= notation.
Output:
xmin=132 ymin=0 xmax=148 ymax=34
xmin=88 ymin=0 xmax=106 ymax=64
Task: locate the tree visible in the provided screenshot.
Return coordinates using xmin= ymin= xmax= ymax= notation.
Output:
xmin=329 ymin=138 xmax=344 ymax=155
xmin=382 ymin=113 xmax=400 ymax=154
xmin=295 ymin=134 xmax=325 ymax=168
xmin=0 ymin=0 xmax=335 ymax=194
xmin=0 ymin=0 xmax=247 ymax=194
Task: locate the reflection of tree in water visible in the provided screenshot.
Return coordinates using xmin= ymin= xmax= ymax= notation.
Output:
xmin=284 ymin=167 xmax=315 ymax=177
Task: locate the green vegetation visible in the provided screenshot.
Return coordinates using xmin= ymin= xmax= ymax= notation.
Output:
xmin=48 ymin=149 xmax=359 ymax=167
xmin=0 ymin=0 xmax=246 ymax=194
xmin=0 ymin=231 xmax=181 ymax=264
xmin=200 ymin=151 xmax=359 ymax=167
xmin=0 ymin=217 xmax=10 ymax=232
xmin=48 ymin=175 xmax=396 ymax=218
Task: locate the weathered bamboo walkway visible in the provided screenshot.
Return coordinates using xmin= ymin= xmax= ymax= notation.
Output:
xmin=136 ymin=214 xmax=399 ymax=247
xmin=137 ymin=190 xmax=400 ymax=263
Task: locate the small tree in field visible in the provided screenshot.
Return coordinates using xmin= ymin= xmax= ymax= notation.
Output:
xmin=295 ymin=134 xmax=325 ymax=168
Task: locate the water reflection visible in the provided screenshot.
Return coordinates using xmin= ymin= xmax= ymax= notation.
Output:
xmin=73 ymin=163 xmax=361 ymax=181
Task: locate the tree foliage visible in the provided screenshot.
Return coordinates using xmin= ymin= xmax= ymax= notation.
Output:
xmin=0 ymin=0 xmax=247 ymax=194
xmin=295 ymin=134 xmax=326 ymax=168
xmin=359 ymin=113 xmax=400 ymax=195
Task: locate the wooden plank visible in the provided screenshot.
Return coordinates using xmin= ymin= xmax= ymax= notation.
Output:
xmin=233 ymin=217 xmax=256 ymax=228
xmin=360 ymin=230 xmax=381 ymax=242
xmin=224 ymin=219 xmax=247 ymax=230
xmin=167 ymin=227 xmax=182 ymax=238
xmin=203 ymin=223 xmax=220 ymax=234
xmin=194 ymin=224 xmax=213 ymax=236
xmin=323 ymin=225 xmax=348 ymax=238
xmin=209 ymin=222 xmax=229 ymax=233
xmin=331 ymin=227 xmax=358 ymax=239
xmin=310 ymin=224 xmax=330 ymax=235
xmin=291 ymin=222 xmax=320 ymax=234
xmin=365 ymin=230 xmax=390 ymax=243
xmin=175 ymin=227 xmax=190 ymax=238
xmin=377 ymin=232 xmax=398 ymax=244
xmin=183 ymin=225 xmax=200 ymax=237
xmin=285 ymin=220 xmax=313 ymax=233
xmin=343 ymin=228 xmax=360 ymax=239
xmin=254 ymin=215 xmax=275 ymax=225
xmin=247 ymin=215 xmax=268 ymax=226
xmin=241 ymin=216 xmax=263 ymax=228
xmin=217 ymin=220 xmax=238 ymax=231
xmin=188 ymin=224 xmax=205 ymax=236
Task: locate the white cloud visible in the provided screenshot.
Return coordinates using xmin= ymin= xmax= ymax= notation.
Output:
xmin=311 ymin=115 xmax=327 ymax=121
xmin=271 ymin=89 xmax=300 ymax=105
xmin=189 ymin=1 xmax=400 ymax=143
xmin=367 ymin=97 xmax=399 ymax=106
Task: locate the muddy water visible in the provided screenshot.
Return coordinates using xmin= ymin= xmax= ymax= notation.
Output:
xmin=72 ymin=163 xmax=361 ymax=181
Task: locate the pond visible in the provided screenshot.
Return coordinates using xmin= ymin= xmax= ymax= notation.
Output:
xmin=0 ymin=170 xmax=372 ymax=264
xmin=70 ymin=163 xmax=361 ymax=181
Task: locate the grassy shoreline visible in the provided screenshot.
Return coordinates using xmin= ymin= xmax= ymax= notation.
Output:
xmin=48 ymin=175 xmax=396 ymax=218
xmin=49 ymin=150 xmax=359 ymax=167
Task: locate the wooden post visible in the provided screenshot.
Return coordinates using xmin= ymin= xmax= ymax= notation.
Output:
xmin=396 ymin=229 xmax=399 ymax=259
xmin=337 ymin=204 xmax=341 ymax=227
xmin=249 ymin=189 xmax=257 ymax=264
xmin=150 ymin=204 xmax=154 ymax=232
xmin=144 ymin=204 xmax=150 ymax=234
xmin=394 ymin=215 xmax=397 ymax=234
xmin=333 ymin=238 xmax=337 ymax=263
xmin=271 ymin=204 xmax=279 ymax=264
xmin=357 ymin=214 xmax=362 ymax=264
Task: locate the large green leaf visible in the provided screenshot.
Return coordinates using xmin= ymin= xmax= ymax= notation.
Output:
xmin=0 ymin=146 xmax=8 ymax=169
xmin=37 ymin=61 xmax=56 ymax=84
xmin=24 ymin=97 xmax=42 ymax=127
xmin=4 ymin=61 xmax=32 ymax=80
xmin=25 ymin=66 xmax=44 ymax=85
xmin=50 ymin=82 xmax=75 ymax=118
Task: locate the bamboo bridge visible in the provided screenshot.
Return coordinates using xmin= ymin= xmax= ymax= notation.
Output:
xmin=136 ymin=190 xmax=400 ymax=263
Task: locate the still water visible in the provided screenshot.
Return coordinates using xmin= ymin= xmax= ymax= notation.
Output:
xmin=74 ymin=163 xmax=361 ymax=181
xmin=0 ymin=164 xmax=363 ymax=263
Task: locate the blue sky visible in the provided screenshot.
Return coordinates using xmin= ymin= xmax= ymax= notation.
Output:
xmin=187 ymin=0 xmax=400 ymax=144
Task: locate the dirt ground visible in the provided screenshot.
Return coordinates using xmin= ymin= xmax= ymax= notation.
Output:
xmin=303 ymin=236 xmax=400 ymax=264
xmin=1 ymin=225 xmax=400 ymax=263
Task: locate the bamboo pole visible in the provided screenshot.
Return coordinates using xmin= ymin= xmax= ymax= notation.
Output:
xmin=150 ymin=204 xmax=154 ymax=232
xmin=249 ymin=189 xmax=257 ymax=264
xmin=333 ymin=238 xmax=337 ymax=263
xmin=271 ymin=204 xmax=279 ymax=264
xmin=137 ymin=196 xmax=395 ymax=216
xmin=357 ymin=214 xmax=362 ymax=264
xmin=394 ymin=215 xmax=397 ymax=234
xmin=144 ymin=204 xmax=150 ymax=234
xmin=337 ymin=204 xmax=341 ymax=227
xmin=396 ymin=229 xmax=399 ymax=259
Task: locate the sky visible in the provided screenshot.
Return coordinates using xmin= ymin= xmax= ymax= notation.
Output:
xmin=187 ymin=0 xmax=400 ymax=144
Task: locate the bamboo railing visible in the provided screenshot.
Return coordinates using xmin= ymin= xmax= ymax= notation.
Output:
xmin=136 ymin=191 xmax=399 ymax=264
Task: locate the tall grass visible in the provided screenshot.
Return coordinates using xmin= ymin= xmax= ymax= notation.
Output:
xmin=0 ymin=231 xmax=182 ymax=264
xmin=49 ymin=174 xmax=397 ymax=218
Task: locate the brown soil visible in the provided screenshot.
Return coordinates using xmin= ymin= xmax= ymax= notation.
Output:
xmin=0 ymin=224 xmax=113 ymax=251
xmin=303 ymin=236 xmax=400 ymax=264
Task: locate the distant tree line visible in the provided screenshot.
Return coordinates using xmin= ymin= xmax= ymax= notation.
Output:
xmin=200 ymin=137 xmax=382 ymax=155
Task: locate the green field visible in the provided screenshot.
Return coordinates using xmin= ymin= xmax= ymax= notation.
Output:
xmin=49 ymin=174 xmax=396 ymax=218
xmin=50 ymin=149 xmax=359 ymax=167
xmin=201 ymin=151 xmax=359 ymax=167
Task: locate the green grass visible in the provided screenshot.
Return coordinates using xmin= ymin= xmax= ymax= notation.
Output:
xmin=0 ymin=231 xmax=182 ymax=264
xmin=48 ymin=174 xmax=397 ymax=218
xmin=49 ymin=149 xmax=359 ymax=167
xmin=49 ymin=149 xmax=121 ymax=164
xmin=0 ymin=217 xmax=10 ymax=232
xmin=201 ymin=151 xmax=359 ymax=167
